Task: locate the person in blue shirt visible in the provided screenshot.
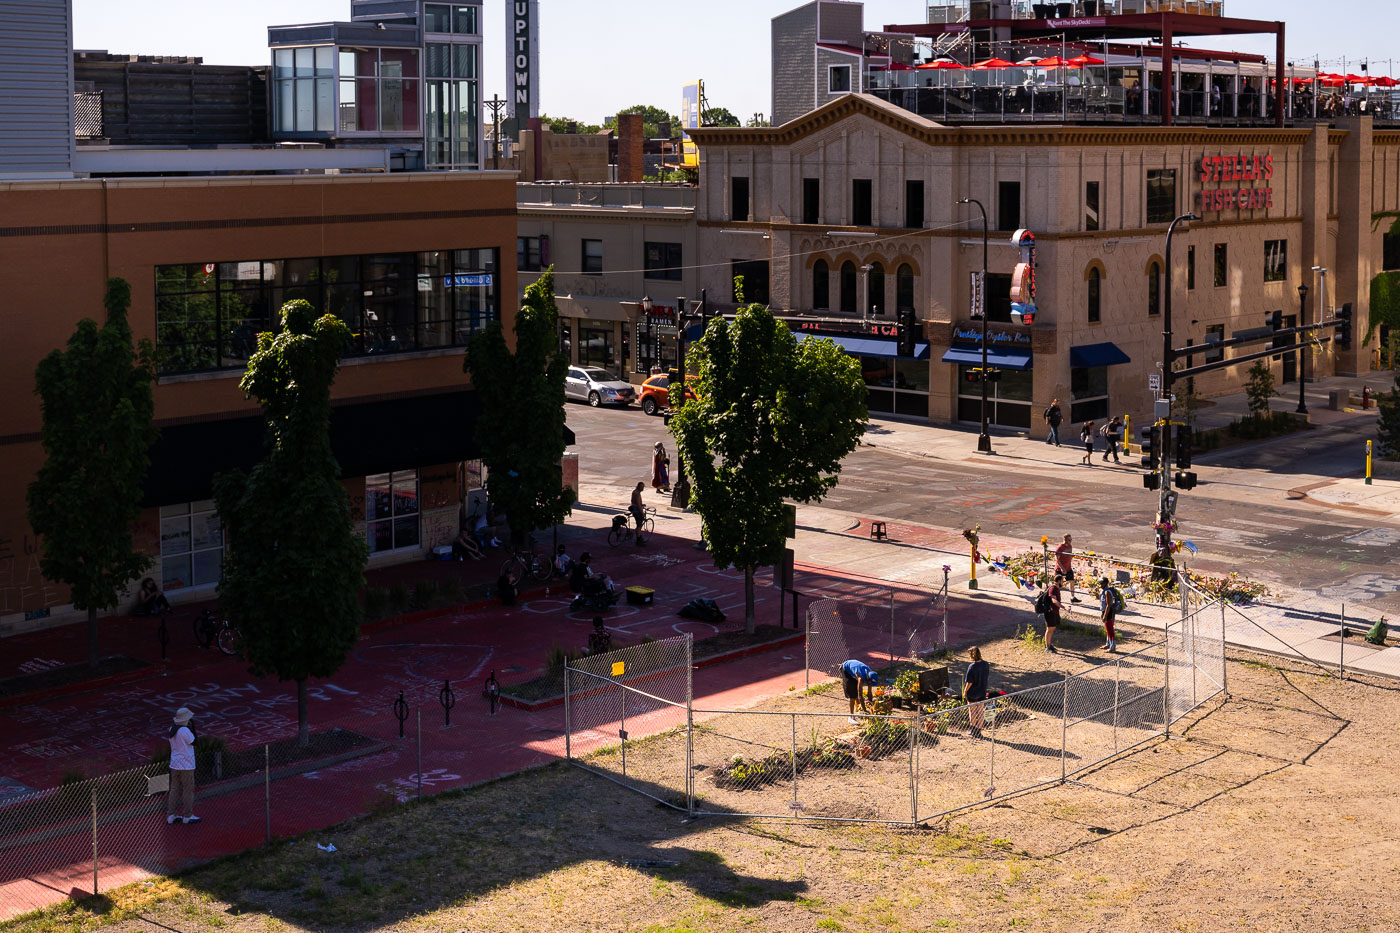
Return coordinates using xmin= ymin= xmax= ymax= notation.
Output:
xmin=962 ymin=647 xmax=991 ymax=737
xmin=840 ymin=659 xmax=880 ymax=723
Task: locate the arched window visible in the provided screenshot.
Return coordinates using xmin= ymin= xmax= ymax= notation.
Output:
xmin=812 ymin=260 xmax=830 ymax=310
xmin=1147 ymin=261 xmax=1161 ymax=316
xmin=1087 ymin=267 xmax=1101 ymax=324
xmin=840 ymin=261 xmax=857 ymax=313
xmin=896 ymin=263 xmax=914 ymax=310
xmin=868 ymin=261 xmax=885 ymax=315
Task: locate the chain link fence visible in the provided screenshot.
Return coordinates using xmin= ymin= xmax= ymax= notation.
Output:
xmin=804 ymin=586 xmax=948 ymax=689
xmin=564 ymin=597 xmax=1227 ymax=826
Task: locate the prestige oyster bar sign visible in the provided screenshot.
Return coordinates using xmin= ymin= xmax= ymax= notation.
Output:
xmin=1197 ymin=154 xmax=1274 ymax=212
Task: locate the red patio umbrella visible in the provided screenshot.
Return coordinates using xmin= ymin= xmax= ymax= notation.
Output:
xmin=888 ymin=62 xmax=914 ymax=71
xmin=1345 ymin=74 xmax=1366 ymax=84
xmin=973 ymin=57 xmax=1015 ymax=69
xmin=917 ymin=59 xmax=966 ymax=69
xmin=1066 ymin=54 xmax=1105 ymax=67
xmin=1373 ymin=75 xmax=1398 ymax=87
xmin=1035 ymin=56 xmax=1070 ymax=68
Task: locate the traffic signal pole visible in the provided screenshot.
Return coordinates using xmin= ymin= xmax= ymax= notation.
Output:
xmin=1160 ymin=213 xmax=1197 ymax=546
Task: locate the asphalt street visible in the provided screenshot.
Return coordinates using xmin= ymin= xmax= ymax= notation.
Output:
xmin=564 ymin=401 xmax=1400 ymax=616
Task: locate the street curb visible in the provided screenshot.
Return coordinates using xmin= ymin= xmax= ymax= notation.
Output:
xmin=0 ymin=660 xmax=158 ymax=710
xmin=498 ymin=631 xmax=806 ymax=713
xmin=1285 ymin=476 xmax=1393 ymax=517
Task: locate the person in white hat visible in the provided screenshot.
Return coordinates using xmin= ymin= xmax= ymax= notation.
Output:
xmin=166 ymin=708 xmax=200 ymax=825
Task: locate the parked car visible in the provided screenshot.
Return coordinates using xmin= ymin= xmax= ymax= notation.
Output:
xmin=565 ymin=367 xmax=635 ymax=407
xmin=638 ymin=373 xmax=697 ymax=416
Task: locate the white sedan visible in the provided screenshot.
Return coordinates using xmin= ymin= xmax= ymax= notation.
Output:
xmin=564 ymin=367 xmax=636 ymax=407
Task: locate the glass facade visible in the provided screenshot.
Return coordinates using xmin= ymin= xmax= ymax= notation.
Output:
xmin=365 ymin=470 xmax=420 ymax=554
xmin=957 ymin=364 xmax=1033 ymax=428
xmin=863 ymin=356 xmax=929 ymax=418
xmin=154 ymin=249 xmax=499 ymax=375
xmin=425 ymin=41 xmax=479 ymax=168
xmin=274 ymin=46 xmax=335 ymax=133
xmin=160 ymin=501 xmax=223 ymax=591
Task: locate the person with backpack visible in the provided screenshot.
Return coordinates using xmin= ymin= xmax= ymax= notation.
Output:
xmin=1079 ymin=421 xmax=1096 ymax=466
xmin=1098 ymin=576 xmax=1122 ymax=651
xmin=1034 ymin=573 xmax=1064 ymax=653
xmin=1042 ymin=398 xmax=1063 ymax=447
xmin=1100 ymin=416 xmax=1123 ymax=464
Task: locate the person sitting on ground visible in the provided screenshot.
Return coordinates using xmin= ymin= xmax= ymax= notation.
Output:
xmin=452 ymin=527 xmax=482 ymax=561
xmin=473 ymin=508 xmax=502 ymax=549
xmin=554 ymin=544 xmax=574 ymax=577
xmin=133 ymin=577 xmax=171 ymax=617
xmin=840 ymin=658 xmax=880 ymax=723
xmin=568 ymin=552 xmax=614 ymax=596
xmin=496 ymin=568 xmax=519 ymax=606
xmin=962 ymin=647 xmax=991 ymax=736
xmin=587 ymin=616 xmax=612 ymax=656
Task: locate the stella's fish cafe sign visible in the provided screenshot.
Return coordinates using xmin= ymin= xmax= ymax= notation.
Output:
xmin=1197 ymin=154 xmax=1274 ymax=212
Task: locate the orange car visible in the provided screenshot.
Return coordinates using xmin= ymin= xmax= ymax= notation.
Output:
xmin=638 ymin=373 xmax=698 ymax=416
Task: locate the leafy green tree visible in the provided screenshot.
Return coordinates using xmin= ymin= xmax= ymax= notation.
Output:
xmin=607 ymin=104 xmax=681 ymax=138
xmin=670 ymin=307 xmax=868 ymax=632
xmin=1244 ymin=361 xmax=1277 ymax=421
xmin=213 ymin=301 xmax=367 ymax=747
xmin=1377 ymin=374 xmax=1400 ymax=459
xmin=745 ymin=113 xmax=771 ymax=127
xmin=27 ymin=279 xmax=157 ymax=667
xmin=702 ymin=106 xmax=741 ymax=127
xmin=539 ymin=113 xmax=603 ymax=135
xmin=464 ymin=267 xmax=575 ymax=547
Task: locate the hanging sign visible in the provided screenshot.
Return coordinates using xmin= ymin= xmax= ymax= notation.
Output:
xmin=444 ymin=274 xmax=493 ymax=288
xmin=1197 ymin=154 xmax=1274 ymax=212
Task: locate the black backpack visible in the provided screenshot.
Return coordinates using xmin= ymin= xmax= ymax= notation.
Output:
xmin=1034 ymin=589 xmax=1052 ymax=615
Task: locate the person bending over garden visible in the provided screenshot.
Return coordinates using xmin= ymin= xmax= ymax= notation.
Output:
xmin=841 ymin=659 xmax=880 ymax=723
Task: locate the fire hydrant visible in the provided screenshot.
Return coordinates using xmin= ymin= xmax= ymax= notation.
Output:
xmin=1362 ymin=386 xmax=1371 ymax=409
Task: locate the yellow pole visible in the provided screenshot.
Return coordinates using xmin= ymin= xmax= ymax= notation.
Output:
xmin=1366 ymin=440 xmax=1373 ymax=485
xmin=968 ymin=542 xmax=979 ymax=590
xmin=1124 ymin=413 xmax=1133 ymax=455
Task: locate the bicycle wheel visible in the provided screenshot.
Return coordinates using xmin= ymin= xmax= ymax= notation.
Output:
xmin=607 ymin=526 xmax=626 ymax=548
xmin=500 ymin=555 xmax=525 ymax=580
xmin=526 ymin=552 xmax=552 ymax=582
xmin=643 ymin=517 xmax=656 ymax=536
xmin=216 ymin=624 xmax=241 ymax=657
xmin=192 ymin=614 xmax=215 ymax=649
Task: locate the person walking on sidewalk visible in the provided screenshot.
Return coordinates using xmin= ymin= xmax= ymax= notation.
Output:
xmin=841 ymin=659 xmax=880 ymax=723
xmin=1034 ymin=574 xmax=1064 ymax=653
xmin=1054 ymin=533 xmax=1082 ymax=603
xmin=651 ymin=442 xmax=671 ymax=494
xmin=166 ymin=708 xmax=200 ymax=825
xmin=1100 ymin=416 xmax=1123 ymax=463
xmin=962 ymin=647 xmax=991 ymax=736
xmin=1080 ymin=421 xmax=1096 ymax=466
xmin=1042 ymin=398 xmax=1063 ymax=447
xmin=1098 ymin=576 xmax=1121 ymax=651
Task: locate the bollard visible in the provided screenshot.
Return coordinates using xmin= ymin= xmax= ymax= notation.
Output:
xmin=484 ymin=670 xmax=500 ymax=715
xmin=157 ymin=615 xmax=170 ymax=662
xmin=969 ymin=542 xmax=979 ymax=590
xmin=393 ymin=690 xmax=409 ymax=739
xmin=439 ymin=679 xmax=456 ymax=727
xmin=1365 ymin=440 xmax=1373 ymax=486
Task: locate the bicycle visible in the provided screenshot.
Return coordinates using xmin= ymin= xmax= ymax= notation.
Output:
xmin=500 ymin=538 xmax=553 ymax=583
xmin=193 ymin=609 xmax=242 ymax=657
xmin=608 ymin=507 xmax=656 ymax=547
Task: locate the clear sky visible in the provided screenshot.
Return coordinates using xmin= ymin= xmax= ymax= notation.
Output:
xmin=73 ymin=0 xmax=1397 ymax=125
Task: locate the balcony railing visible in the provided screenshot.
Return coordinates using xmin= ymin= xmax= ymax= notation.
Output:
xmin=926 ymin=0 xmax=1224 ymax=21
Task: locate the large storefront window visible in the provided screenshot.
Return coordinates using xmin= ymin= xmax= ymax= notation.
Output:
xmin=862 ymin=356 xmax=929 ymax=418
xmin=336 ymin=47 xmax=421 ymax=134
xmin=154 ymin=249 xmax=499 ymax=375
xmin=426 ymin=42 xmax=479 ymax=168
xmin=273 ymin=46 xmax=335 ymax=133
xmin=634 ymin=317 xmax=678 ymax=374
xmin=579 ymin=325 xmax=615 ymax=369
xmin=366 ymin=470 xmax=420 ymax=554
xmin=160 ymin=501 xmax=223 ymax=591
xmin=1070 ymin=366 xmax=1109 ymax=423
xmin=957 ymin=365 xmax=1033 ymax=429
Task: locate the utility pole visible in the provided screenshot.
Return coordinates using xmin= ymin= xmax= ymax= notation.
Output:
xmin=484 ymin=94 xmax=508 ymax=170
xmin=957 ymin=198 xmax=992 ymax=455
xmin=1160 ymin=212 xmax=1197 ymax=546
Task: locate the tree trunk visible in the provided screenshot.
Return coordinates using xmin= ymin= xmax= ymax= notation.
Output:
xmin=87 ymin=607 xmax=99 ymax=669
xmin=296 ymin=679 xmax=309 ymax=749
xmin=744 ymin=565 xmax=756 ymax=635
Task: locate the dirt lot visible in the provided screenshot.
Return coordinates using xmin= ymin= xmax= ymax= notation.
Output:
xmin=7 ymin=630 xmax=1400 ymax=933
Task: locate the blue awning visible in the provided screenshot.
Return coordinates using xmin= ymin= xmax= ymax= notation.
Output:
xmin=798 ymin=332 xmax=929 ymax=360
xmin=1070 ymin=341 xmax=1132 ymax=368
xmin=940 ymin=346 xmax=1033 ymax=370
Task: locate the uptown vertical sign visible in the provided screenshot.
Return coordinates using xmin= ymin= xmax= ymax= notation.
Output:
xmin=1197 ymin=154 xmax=1274 ymax=212
xmin=507 ymin=0 xmax=540 ymax=120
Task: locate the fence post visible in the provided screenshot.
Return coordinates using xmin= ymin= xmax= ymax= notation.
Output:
xmin=1220 ymin=602 xmax=1229 ymax=696
xmin=1060 ymin=673 xmax=1069 ymax=783
xmin=1163 ymin=622 xmax=1171 ymax=740
xmin=91 ymin=785 xmax=98 ymax=897
xmin=620 ymin=686 xmax=628 ymax=779
xmin=804 ymin=607 xmax=811 ymax=691
xmin=790 ymin=713 xmax=798 ymax=814
xmin=1112 ymin=659 xmax=1120 ymax=754
xmin=889 ymin=588 xmax=896 ymax=667
xmin=686 ymin=699 xmax=695 ymax=816
xmin=1190 ymin=612 xmax=1197 ymax=711
xmin=988 ymin=693 xmax=997 ymax=797
xmin=1339 ymin=602 xmax=1346 ymax=680
xmin=264 ymin=745 xmax=271 ymax=845
xmin=910 ymin=710 xmax=920 ymax=826
xmin=416 ymin=709 xmax=423 ymax=803
xmin=564 ymin=666 xmax=572 ymax=761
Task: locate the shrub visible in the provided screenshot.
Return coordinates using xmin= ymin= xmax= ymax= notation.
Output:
xmin=545 ymin=643 xmax=585 ymax=674
xmin=410 ymin=581 xmax=438 ymax=610
xmin=363 ymin=587 xmax=388 ymax=618
xmin=387 ymin=582 xmax=409 ymax=611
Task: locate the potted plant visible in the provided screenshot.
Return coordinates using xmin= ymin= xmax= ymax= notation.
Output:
xmin=893 ymin=669 xmax=921 ymax=708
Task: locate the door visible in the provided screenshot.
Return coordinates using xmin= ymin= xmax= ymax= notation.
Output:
xmin=565 ymin=368 xmax=585 ymax=400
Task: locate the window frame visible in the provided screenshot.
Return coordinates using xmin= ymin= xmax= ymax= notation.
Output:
xmin=851 ymin=178 xmax=873 ymax=227
xmin=581 ymin=238 xmax=603 ymax=276
xmin=1147 ymin=260 xmax=1162 ymax=316
xmin=895 ymin=263 xmax=914 ymax=311
xmin=517 ymin=235 xmax=546 ymax=272
xmin=1187 ymin=244 xmax=1195 ymax=290
xmin=643 ymin=241 xmax=683 ymax=281
xmin=730 ymin=176 xmax=750 ymax=222
xmin=1264 ymin=239 xmax=1287 ymax=283
xmin=1085 ymin=180 xmax=1100 ymax=231
xmin=1214 ymin=243 xmax=1228 ymax=288
xmin=1385 ymin=228 xmax=1400 ymax=271
xmin=904 ymin=179 xmax=925 ymax=229
xmin=159 ymin=500 xmax=224 ymax=591
xmin=1146 ymin=169 xmax=1178 ymax=224
xmin=839 ymin=261 xmax=857 ymax=313
xmin=365 ymin=470 xmax=421 ymax=555
xmin=828 ymin=64 xmax=852 ymax=93
xmin=1087 ymin=267 xmax=1101 ymax=324
xmin=1069 ymin=366 xmax=1109 ymax=423
xmin=802 ymin=178 xmax=820 ymax=225
xmin=997 ymin=181 xmax=1021 ymax=232
xmin=812 ymin=259 xmax=830 ymax=310
xmin=867 ymin=261 xmax=886 ymax=316
xmin=1205 ymin=324 xmax=1225 ymax=363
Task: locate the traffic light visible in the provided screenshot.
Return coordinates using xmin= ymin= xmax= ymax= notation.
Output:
xmin=1267 ymin=309 xmax=1283 ymax=331
xmin=897 ymin=307 xmax=916 ymax=357
xmin=1175 ymin=471 xmax=1198 ymax=490
xmin=964 ymin=368 xmax=982 ymax=383
xmin=1175 ymin=425 xmax=1193 ymax=469
xmin=1335 ymin=303 xmax=1353 ymax=350
xmin=1140 ymin=425 xmax=1161 ymax=470
xmin=1143 ymin=472 xmax=1161 ymax=490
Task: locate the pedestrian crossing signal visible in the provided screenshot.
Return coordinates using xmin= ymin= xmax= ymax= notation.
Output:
xmin=1174 ymin=471 xmax=1198 ymax=490
xmin=1143 ymin=472 xmax=1161 ymax=490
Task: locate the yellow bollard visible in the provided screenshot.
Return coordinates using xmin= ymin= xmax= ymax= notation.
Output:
xmin=1366 ymin=440 xmax=1373 ymax=486
xmin=968 ymin=543 xmax=979 ymax=590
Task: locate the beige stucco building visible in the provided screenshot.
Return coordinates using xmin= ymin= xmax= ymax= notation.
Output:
xmin=688 ymin=94 xmax=1395 ymax=432
xmin=516 ymin=182 xmax=698 ymax=380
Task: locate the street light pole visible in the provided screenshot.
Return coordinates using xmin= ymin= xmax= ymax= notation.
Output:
xmin=1296 ymin=283 xmax=1310 ymax=414
xmin=957 ymin=197 xmax=992 ymax=454
xmin=1161 ymin=211 xmax=1198 ymax=539
xmin=669 ymin=289 xmax=706 ymax=509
